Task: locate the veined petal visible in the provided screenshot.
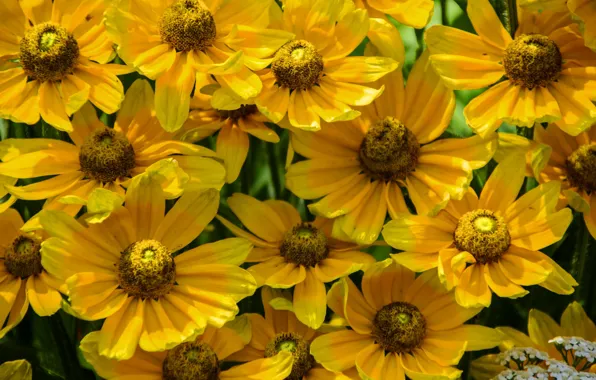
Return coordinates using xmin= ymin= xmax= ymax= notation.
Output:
xmin=383 ymin=214 xmax=455 ymax=253
xmin=324 ymin=56 xmax=398 ymax=84
xmin=310 ymin=330 xmax=373 ymax=373
xmin=478 ymin=155 xmax=526 ymax=216
xmin=455 ymin=264 xmax=492 ymax=308
xmin=467 ymin=0 xmax=513 ymax=50
xmin=509 ymin=208 xmax=572 ymax=250
xmin=39 ymin=81 xmax=72 ymax=132
xmin=428 ymin=54 xmax=504 ymax=90
xmin=155 ymin=52 xmax=195 ymax=132
xmin=293 ymin=269 xmax=327 ymax=329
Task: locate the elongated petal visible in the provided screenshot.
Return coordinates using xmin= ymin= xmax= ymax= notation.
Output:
xmin=155 ymin=52 xmax=195 ymax=132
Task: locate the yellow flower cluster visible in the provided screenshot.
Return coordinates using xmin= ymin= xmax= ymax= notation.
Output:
xmin=0 ymin=0 xmax=594 ymax=379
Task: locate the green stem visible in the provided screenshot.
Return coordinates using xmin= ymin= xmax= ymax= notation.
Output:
xmin=571 ymin=215 xmax=590 ymax=301
xmin=49 ymin=313 xmax=83 ymax=379
xmin=267 ymin=141 xmax=283 ymax=199
xmin=414 ymin=28 xmax=425 ymax=60
xmin=506 ymin=0 xmax=518 ymax=37
xmin=441 ymin=0 xmax=448 ymax=25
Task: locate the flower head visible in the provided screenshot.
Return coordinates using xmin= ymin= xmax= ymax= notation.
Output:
xmin=39 ymin=173 xmax=256 ymax=359
xmin=218 ymin=193 xmax=375 ymax=329
xmin=0 ymin=0 xmax=128 ymax=131
xmin=286 ymin=20 xmax=496 ymax=244
xmin=426 ymin=0 xmax=596 ymax=137
xmin=253 ymin=0 xmax=398 ymax=130
xmin=383 ymin=157 xmax=577 ymax=308
xmin=310 ymin=260 xmax=502 ymax=379
xmin=0 ymin=209 xmax=62 ymax=339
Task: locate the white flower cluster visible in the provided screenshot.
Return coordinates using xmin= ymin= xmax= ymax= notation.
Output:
xmin=493 ymin=358 xmax=596 ymax=380
xmin=549 ymin=336 xmax=596 ymax=364
xmin=499 ymin=347 xmax=550 ymax=368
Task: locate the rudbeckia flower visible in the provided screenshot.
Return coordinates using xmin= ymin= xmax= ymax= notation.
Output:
xmin=0 ymin=0 xmax=128 ymax=132
xmin=217 ymin=193 xmax=375 ymax=329
xmin=520 ymin=0 xmax=596 ymax=52
xmin=285 ymin=21 xmax=496 ymax=244
xmin=496 ymin=124 xmax=596 ymax=239
xmin=470 ymin=301 xmax=596 ymax=379
xmin=426 ymin=0 xmax=596 ymax=137
xmin=0 ymin=79 xmax=225 ymax=219
xmin=0 ymin=208 xmax=62 ymax=339
xmin=353 ymin=0 xmax=434 ymax=29
xmin=105 ymin=0 xmax=294 ymax=132
xmin=253 ymin=0 xmax=398 ymax=131
xmin=39 ymin=175 xmax=257 ymax=360
xmin=310 ymin=259 xmax=502 ymax=380
xmin=179 ymin=80 xmax=279 ymax=184
xmin=383 ymin=157 xmax=577 ymax=309
xmin=227 ymin=287 xmax=350 ymax=380
xmin=80 ymin=322 xmax=294 ymax=380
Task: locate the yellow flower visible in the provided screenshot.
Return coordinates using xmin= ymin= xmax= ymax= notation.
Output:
xmin=0 ymin=208 xmax=62 ymax=339
xmin=0 ymin=0 xmax=128 ymax=132
xmin=38 ymin=175 xmax=257 ymax=360
xmin=253 ymin=0 xmax=398 ymax=131
xmin=179 ymin=80 xmax=279 ymax=184
xmin=0 ymin=359 xmax=32 ymax=380
xmin=383 ymin=157 xmax=577 ymax=309
xmin=105 ymin=0 xmax=294 ymax=132
xmin=80 ymin=322 xmax=294 ymax=380
xmin=0 ymin=79 xmax=225 ymax=220
xmin=285 ymin=20 xmax=496 ymax=244
xmin=353 ymin=0 xmax=434 ymax=29
xmin=496 ymin=124 xmax=596 ymax=239
xmin=218 ymin=193 xmax=375 ymax=330
xmin=227 ymin=287 xmax=351 ymax=380
xmin=426 ymin=0 xmax=596 ymax=137
xmin=310 ymin=259 xmax=502 ymax=380
xmin=470 ymin=301 xmax=596 ymax=379
xmin=520 ymin=0 xmax=596 ymax=52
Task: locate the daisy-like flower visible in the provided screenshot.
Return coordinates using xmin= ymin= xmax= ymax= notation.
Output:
xmin=253 ymin=0 xmax=398 ymax=131
xmin=520 ymin=0 xmax=596 ymax=52
xmin=179 ymin=84 xmax=279 ymax=184
xmin=496 ymin=124 xmax=596 ymax=239
xmin=227 ymin=287 xmax=350 ymax=380
xmin=310 ymin=259 xmax=502 ymax=380
xmin=79 ymin=322 xmax=295 ymax=380
xmin=353 ymin=0 xmax=434 ymax=29
xmin=217 ymin=193 xmax=375 ymax=329
xmin=0 ymin=79 xmax=225 ymax=219
xmin=383 ymin=157 xmax=577 ymax=309
xmin=285 ymin=21 xmax=497 ymax=244
xmin=105 ymin=0 xmax=294 ymax=132
xmin=425 ymin=0 xmax=596 ymax=137
xmin=471 ymin=302 xmax=596 ymax=379
xmin=0 ymin=208 xmax=62 ymax=339
xmin=0 ymin=0 xmax=127 ymax=132
xmin=38 ymin=174 xmax=257 ymax=360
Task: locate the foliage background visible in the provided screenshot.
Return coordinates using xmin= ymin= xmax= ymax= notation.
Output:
xmin=0 ymin=0 xmax=594 ymax=378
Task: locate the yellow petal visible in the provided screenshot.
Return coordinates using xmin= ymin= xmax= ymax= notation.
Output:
xmin=39 ymin=81 xmax=72 ymax=132
xmin=293 ymin=269 xmax=327 ymax=329
xmin=155 ymin=52 xmax=195 ymax=132
xmin=467 ymin=0 xmax=513 ymax=50
xmin=0 ymin=360 xmax=32 ymax=380
xmin=478 ymin=155 xmax=526 ymax=215
xmin=455 ymin=264 xmax=492 ymax=308
xmin=25 ymin=275 xmax=61 ymax=317
xmin=310 ymin=330 xmax=373 ymax=373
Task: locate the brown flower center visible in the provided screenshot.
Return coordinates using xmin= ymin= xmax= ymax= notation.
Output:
xmin=216 ymin=104 xmax=258 ymax=121
xmin=359 ymin=117 xmax=420 ymax=182
xmin=264 ymin=332 xmax=315 ymax=380
xmin=20 ymin=22 xmax=80 ymax=82
xmin=117 ymin=240 xmax=176 ymax=299
xmin=566 ymin=143 xmax=596 ymax=194
xmin=454 ymin=209 xmax=511 ymax=264
xmin=372 ymin=302 xmax=426 ymax=353
xmin=280 ymin=223 xmax=329 ymax=267
xmin=79 ymin=127 xmax=136 ymax=183
xmin=160 ymin=0 xmax=216 ymax=52
xmin=4 ymin=235 xmax=43 ymax=278
xmin=271 ymin=40 xmax=324 ymax=91
xmin=503 ymin=34 xmax=562 ymax=90
xmin=162 ymin=341 xmax=219 ymax=380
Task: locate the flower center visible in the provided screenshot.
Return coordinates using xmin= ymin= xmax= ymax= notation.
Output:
xmin=566 ymin=143 xmax=596 ymax=194
xmin=20 ymin=22 xmax=80 ymax=82
xmin=3 ymin=235 xmax=43 ymax=278
xmin=162 ymin=341 xmax=219 ymax=380
xmin=271 ymin=40 xmax=324 ymax=91
xmin=216 ymin=104 xmax=258 ymax=121
xmin=160 ymin=0 xmax=216 ymax=52
xmin=454 ymin=209 xmax=511 ymax=264
xmin=79 ymin=127 xmax=136 ymax=183
xmin=503 ymin=34 xmax=562 ymax=90
xmin=280 ymin=223 xmax=329 ymax=267
xmin=372 ymin=302 xmax=426 ymax=353
xmin=117 ymin=240 xmax=176 ymax=299
xmin=264 ymin=332 xmax=315 ymax=380
xmin=359 ymin=117 xmax=420 ymax=182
